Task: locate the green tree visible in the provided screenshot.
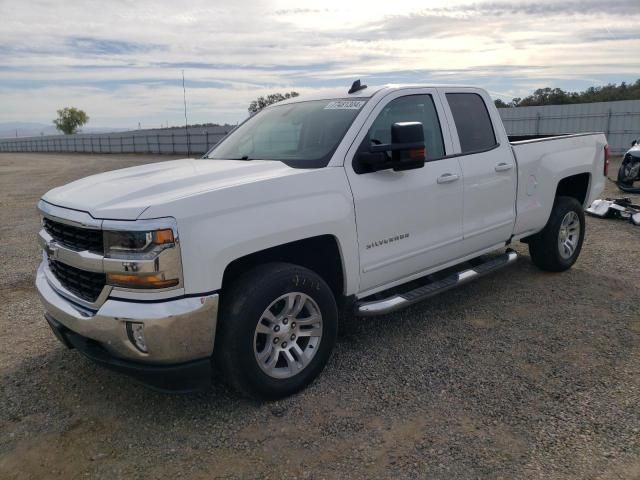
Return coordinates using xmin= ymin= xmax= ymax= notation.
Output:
xmin=494 ymin=99 xmax=509 ymax=108
xmin=53 ymin=107 xmax=89 ymax=135
xmin=500 ymin=79 xmax=640 ymax=107
xmin=248 ymin=91 xmax=299 ymax=114
xmin=493 ymin=79 xmax=640 ymax=108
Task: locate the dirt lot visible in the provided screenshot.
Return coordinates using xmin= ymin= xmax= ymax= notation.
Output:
xmin=0 ymin=153 xmax=639 ymax=480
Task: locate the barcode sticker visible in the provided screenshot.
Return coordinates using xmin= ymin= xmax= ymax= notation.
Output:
xmin=324 ymin=100 xmax=366 ymax=110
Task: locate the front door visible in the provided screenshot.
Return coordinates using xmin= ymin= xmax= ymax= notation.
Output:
xmin=345 ymin=89 xmax=464 ymax=294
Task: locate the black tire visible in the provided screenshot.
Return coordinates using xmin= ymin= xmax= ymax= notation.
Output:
xmin=528 ymin=196 xmax=585 ymax=272
xmin=215 ymin=262 xmax=338 ymax=400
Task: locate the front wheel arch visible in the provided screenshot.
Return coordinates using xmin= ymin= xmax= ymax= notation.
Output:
xmin=221 ymin=235 xmax=346 ymax=300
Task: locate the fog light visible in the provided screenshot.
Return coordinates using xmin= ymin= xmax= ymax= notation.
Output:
xmin=126 ymin=322 xmax=148 ymax=353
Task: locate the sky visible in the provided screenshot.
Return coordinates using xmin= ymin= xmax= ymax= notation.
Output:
xmin=1 ymin=0 xmax=639 ymax=130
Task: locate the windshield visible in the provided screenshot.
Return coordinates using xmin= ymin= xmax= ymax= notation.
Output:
xmin=206 ymin=99 xmax=368 ymax=168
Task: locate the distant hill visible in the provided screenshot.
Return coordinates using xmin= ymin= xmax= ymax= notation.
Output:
xmin=0 ymin=122 xmax=57 ymax=138
xmin=0 ymin=122 xmax=130 ymax=139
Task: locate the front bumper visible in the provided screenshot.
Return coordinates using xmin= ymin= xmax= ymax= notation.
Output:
xmin=36 ymin=261 xmax=219 ymax=390
xmin=45 ymin=314 xmax=212 ymax=392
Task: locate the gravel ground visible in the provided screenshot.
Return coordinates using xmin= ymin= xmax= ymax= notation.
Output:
xmin=0 ymin=152 xmax=639 ymax=480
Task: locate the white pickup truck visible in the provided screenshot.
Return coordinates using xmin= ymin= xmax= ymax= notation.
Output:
xmin=36 ymin=82 xmax=608 ymax=398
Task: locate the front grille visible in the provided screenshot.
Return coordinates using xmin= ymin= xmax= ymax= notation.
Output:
xmin=43 ymin=218 xmax=103 ymax=253
xmin=48 ymin=260 xmax=106 ymax=303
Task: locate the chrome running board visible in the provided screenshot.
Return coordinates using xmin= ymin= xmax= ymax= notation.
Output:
xmin=355 ymin=249 xmax=518 ymax=316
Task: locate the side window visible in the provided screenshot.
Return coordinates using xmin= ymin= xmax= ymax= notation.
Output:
xmin=446 ymin=93 xmax=497 ymax=153
xmin=368 ymin=94 xmax=445 ymax=159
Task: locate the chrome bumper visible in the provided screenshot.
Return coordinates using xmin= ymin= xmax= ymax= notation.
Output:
xmin=36 ymin=261 xmax=219 ymax=364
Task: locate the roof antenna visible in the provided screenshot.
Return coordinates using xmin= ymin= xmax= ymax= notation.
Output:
xmin=348 ymin=79 xmax=367 ymax=94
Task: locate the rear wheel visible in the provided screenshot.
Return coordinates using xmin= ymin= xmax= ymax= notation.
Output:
xmin=215 ymin=263 xmax=338 ymax=400
xmin=528 ymin=196 xmax=585 ymax=272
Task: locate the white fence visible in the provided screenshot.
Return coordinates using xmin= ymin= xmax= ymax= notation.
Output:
xmin=0 ymin=125 xmax=233 ymax=155
xmin=499 ymin=99 xmax=640 ymax=154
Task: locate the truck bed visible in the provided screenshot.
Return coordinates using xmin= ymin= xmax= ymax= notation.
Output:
xmin=509 ymin=132 xmax=607 ymax=239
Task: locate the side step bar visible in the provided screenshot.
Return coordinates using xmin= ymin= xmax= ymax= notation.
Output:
xmin=355 ymin=250 xmax=518 ymax=316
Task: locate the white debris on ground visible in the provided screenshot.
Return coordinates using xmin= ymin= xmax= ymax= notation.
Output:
xmin=586 ymin=198 xmax=640 ymax=226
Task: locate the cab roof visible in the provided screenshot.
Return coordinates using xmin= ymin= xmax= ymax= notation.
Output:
xmin=275 ymin=83 xmax=477 ymax=107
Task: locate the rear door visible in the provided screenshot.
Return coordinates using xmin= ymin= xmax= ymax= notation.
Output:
xmin=344 ymin=88 xmax=463 ymax=294
xmin=440 ymin=89 xmax=517 ymax=254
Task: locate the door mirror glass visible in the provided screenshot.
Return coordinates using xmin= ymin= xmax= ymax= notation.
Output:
xmin=355 ymin=122 xmax=426 ymax=173
xmin=391 ymin=122 xmax=426 ymax=170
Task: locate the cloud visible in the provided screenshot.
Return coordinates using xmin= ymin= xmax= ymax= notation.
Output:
xmin=0 ymin=0 xmax=638 ymax=129
xmin=66 ymin=37 xmax=165 ymax=56
xmin=449 ymin=0 xmax=640 ymax=16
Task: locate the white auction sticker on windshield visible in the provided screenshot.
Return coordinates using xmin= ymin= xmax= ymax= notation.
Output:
xmin=324 ymin=100 xmax=366 ymax=110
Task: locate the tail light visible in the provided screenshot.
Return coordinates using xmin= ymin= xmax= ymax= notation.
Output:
xmin=604 ymin=144 xmax=610 ymax=177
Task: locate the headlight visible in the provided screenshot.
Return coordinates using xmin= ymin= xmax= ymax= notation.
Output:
xmin=103 ymin=227 xmax=181 ymax=289
xmin=104 ymin=229 xmax=175 ymax=259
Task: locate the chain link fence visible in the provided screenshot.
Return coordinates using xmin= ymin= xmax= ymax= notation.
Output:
xmin=2 ymin=100 xmax=639 ymax=156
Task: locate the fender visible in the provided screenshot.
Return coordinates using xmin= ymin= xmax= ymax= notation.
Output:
xmin=141 ymin=167 xmax=360 ymax=296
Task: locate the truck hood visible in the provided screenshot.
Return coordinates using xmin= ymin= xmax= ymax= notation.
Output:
xmin=42 ymin=158 xmax=303 ymax=220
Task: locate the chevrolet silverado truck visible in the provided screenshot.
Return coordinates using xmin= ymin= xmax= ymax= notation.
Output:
xmin=36 ymin=82 xmax=608 ymax=399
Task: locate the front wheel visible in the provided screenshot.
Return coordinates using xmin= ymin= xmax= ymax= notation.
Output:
xmin=215 ymin=263 xmax=338 ymax=400
xmin=528 ymin=196 xmax=585 ymax=272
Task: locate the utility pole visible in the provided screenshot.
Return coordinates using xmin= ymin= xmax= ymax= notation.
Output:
xmin=182 ymin=70 xmax=190 ymax=157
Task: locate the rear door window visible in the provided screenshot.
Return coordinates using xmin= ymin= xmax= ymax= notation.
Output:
xmin=446 ymin=93 xmax=497 ymax=153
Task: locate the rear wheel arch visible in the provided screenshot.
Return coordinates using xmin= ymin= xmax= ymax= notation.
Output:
xmin=554 ymin=172 xmax=591 ymax=207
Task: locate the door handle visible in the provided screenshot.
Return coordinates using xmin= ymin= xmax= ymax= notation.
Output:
xmin=437 ymin=173 xmax=460 ymax=184
xmin=495 ymin=162 xmax=514 ymax=172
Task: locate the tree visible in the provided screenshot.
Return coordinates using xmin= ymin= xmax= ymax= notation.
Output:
xmin=248 ymin=91 xmax=299 ymax=113
xmin=492 ymin=78 xmax=640 ymax=108
xmin=53 ymin=107 xmax=89 ymax=135
xmin=494 ymin=99 xmax=509 ymax=108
